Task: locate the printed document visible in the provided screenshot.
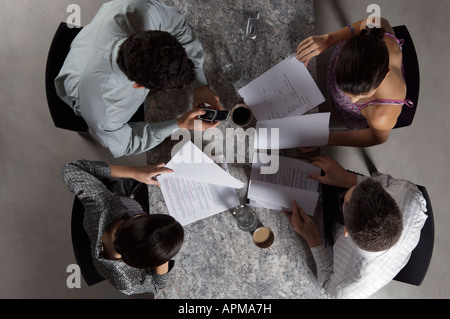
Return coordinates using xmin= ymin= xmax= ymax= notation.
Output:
xmin=157 ymin=141 xmax=243 ymax=226
xmin=238 ymin=54 xmax=325 ymax=121
xmin=247 ymin=153 xmax=321 ymax=215
xmin=254 ymin=112 xmax=330 ymax=149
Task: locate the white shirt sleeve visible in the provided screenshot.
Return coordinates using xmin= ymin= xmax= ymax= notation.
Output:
xmin=309 ymin=244 xmax=334 ymax=288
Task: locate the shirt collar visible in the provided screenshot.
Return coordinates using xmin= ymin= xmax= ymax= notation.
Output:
xmin=347 ymin=236 xmax=387 ymax=258
xmin=111 ymin=38 xmax=133 ymax=84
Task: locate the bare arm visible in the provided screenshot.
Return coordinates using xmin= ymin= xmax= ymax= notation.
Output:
xmin=296 ymin=17 xmax=394 ymax=67
xmin=328 ymin=127 xmax=390 ymax=147
xmin=296 ymin=19 xmax=366 ymax=66
xmin=322 ymin=18 xmax=367 ymax=47
xmin=328 ymin=102 xmax=401 ymax=147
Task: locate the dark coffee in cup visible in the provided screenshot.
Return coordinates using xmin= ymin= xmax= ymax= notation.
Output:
xmin=231 ymin=104 xmax=253 ymax=126
xmin=233 ymin=107 xmax=250 ymax=124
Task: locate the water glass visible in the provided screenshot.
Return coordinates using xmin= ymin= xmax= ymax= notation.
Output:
xmin=232 ymin=205 xmax=259 ymax=232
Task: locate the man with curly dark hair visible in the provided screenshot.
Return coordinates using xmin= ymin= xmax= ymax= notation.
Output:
xmin=116 ymin=30 xmax=197 ymax=91
xmin=55 ymin=0 xmax=221 ymax=157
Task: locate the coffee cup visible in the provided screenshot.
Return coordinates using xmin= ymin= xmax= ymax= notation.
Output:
xmin=252 ymin=227 xmax=274 ymax=249
xmin=231 ymin=104 xmax=253 ymax=127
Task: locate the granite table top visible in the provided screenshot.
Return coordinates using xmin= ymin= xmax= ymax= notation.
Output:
xmin=145 ymin=0 xmax=330 ymax=299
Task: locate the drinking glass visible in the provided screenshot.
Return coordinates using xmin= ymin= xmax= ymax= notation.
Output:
xmin=232 ymin=205 xmax=259 ymax=232
xmin=222 ymin=63 xmax=245 ymax=84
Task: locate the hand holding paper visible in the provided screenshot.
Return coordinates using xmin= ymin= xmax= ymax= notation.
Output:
xmin=157 ymin=141 xmax=243 ymax=226
xmin=248 ymin=153 xmax=321 ymax=216
xmin=162 ymin=141 xmax=244 ymax=188
xmin=238 ymin=55 xmax=325 ymax=121
xmin=238 ymin=53 xmax=330 ymax=150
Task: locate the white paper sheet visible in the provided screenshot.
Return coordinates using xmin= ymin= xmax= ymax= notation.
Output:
xmin=247 ymin=180 xmax=319 ymax=216
xmin=247 ymin=198 xmax=283 ymax=210
xmin=250 ymin=154 xmax=321 ymax=191
xmin=254 ymin=112 xmax=330 ymax=149
xmin=238 ymin=55 xmax=325 ymax=121
xmin=158 ymin=175 xmax=240 ymax=226
xmin=164 ymin=141 xmax=244 ymax=189
xmin=247 ymin=153 xmax=321 ymax=215
xmin=157 ymin=141 xmax=243 ymax=226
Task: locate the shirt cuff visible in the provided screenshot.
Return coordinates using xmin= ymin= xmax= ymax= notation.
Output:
xmin=310 ymin=244 xmax=331 ymax=265
xmin=151 ymin=260 xmax=176 ymax=289
xmin=150 ymin=118 xmax=179 ymax=140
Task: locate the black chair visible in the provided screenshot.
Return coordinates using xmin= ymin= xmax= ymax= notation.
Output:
xmin=70 ymin=181 xmax=149 ymax=286
xmin=321 ymin=183 xmax=348 ymax=247
xmin=393 ymin=25 xmax=420 ymax=129
xmin=45 ymin=22 xmax=145 ymax=134
xmin=71 ymin=196 xmax=105 ymax=286
xmin=45 ymin=22 xmax=89 ymax=133
xmin=393 ymin=184 xmax=434 ymax=285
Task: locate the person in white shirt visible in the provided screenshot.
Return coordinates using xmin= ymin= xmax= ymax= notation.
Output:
xmin=282 ymin=155 xmax=428 ymax=298
xmin=55 ymin=0 xmax=221 ymax=158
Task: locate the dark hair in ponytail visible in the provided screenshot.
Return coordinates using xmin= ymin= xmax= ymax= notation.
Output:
xmin=114 ymin=214 xmax=184 ymax=269
xmin=335 ymin=27 xmax=390 ymax=96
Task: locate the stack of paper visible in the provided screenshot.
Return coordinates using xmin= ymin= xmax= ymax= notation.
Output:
xmin=238 ymin=55 xmax=329 ymax=214
xmin=157 ymin=141 xmax=244 ymax=226
xmin=254 ymin=113 xmax=330 ymax=150
xmin=247 ymin=153 xmax=321 ymax=216
xmin=238 ymin=54 xmax=330 ymax=149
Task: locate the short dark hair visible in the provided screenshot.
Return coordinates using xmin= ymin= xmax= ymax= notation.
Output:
xmin=335 ymin=27 xmax=390 ymax=96
xmin=114 ymin=214 xmax=184 ymax=269
xmin=344 ymin=179 xmax=402 ymax=252
xmin=117 ymin=30 xmax=196 ymax=90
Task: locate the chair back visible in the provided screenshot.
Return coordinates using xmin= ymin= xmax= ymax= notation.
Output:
xmin=45 ymin=22 xmax=89 ymax=133
xmin=321 ymin=183 xmax=348 ymax=247
xmin=394 ymin=185 xmax=435 ymax=285
xmin=393 ymin=25 xmax=420 ymax=128
xmin=71 ymin=196 xmax=105 ymax=286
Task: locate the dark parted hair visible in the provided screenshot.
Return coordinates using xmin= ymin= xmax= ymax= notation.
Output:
xmin=335 ymin=27 xmax=390 ymax=96
xmin=117 ymin=30 xmax=196 ymax=90
xmin=114 ymin=214 xmax=184 ymax=269
xmin=343 ymin=179 xmax=403 ymax=252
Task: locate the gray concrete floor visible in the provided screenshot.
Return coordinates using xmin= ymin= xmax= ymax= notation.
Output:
xmin=0 ymin=0 xmax=448 ymax=299
xmin=314 ymin=0 xmax=450 ymax=299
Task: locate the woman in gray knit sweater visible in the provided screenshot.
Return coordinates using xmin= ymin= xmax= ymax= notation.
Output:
xmin=62 ymin=159 xmax=184 ymax=295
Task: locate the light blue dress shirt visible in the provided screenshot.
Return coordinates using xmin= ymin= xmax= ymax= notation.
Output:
xmin=55 ymin=0 xmax=208 ymax=157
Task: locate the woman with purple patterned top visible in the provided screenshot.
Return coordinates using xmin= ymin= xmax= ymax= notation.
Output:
xmin=297 ymin=18 xmax=413 ymax=147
